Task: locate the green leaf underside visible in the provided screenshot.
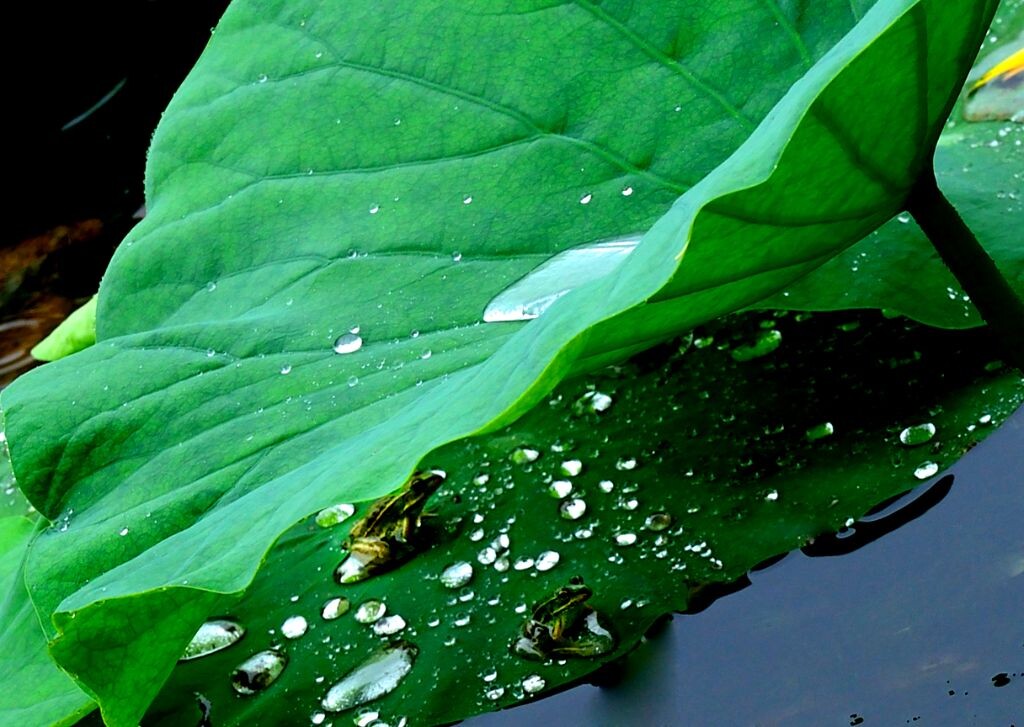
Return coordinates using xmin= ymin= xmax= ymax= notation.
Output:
xmin=0 ymin=517 xmax=92 ymax=727
xmin=0 ymin=0 xmax=1001 ymax=724
xmin=758 ymin=116 xmax=1023 ymax=326
xmin=142 ymin=312 xmax=1022 ymax=726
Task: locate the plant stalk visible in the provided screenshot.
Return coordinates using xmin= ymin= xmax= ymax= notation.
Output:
xmin=907 ymin=166 xmax=1024 ymax=371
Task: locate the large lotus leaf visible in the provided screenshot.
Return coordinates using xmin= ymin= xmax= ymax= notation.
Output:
xmin=0 ymin=1 xmax=1001 ymax=725
xmin=0 ymin=516 xmax=92 ymax=726
xmin=139 ymin=311 xmax=1023 ymax=726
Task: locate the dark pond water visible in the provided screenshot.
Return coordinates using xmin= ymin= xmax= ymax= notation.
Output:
xmin=469 ymin=409 xmax=1023 ymax=727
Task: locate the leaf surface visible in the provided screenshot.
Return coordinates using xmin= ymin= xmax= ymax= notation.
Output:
xmin=0 ymin=1 xmax=1001 ymax=724
xmin=142 ymin=311 xmax=1023 ymax=726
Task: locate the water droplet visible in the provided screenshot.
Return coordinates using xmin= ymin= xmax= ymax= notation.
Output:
xmin=579 ymin=193 xmax=593 ymax=205
xmin=311 ymin=711 xmax=326 ymax=725
xmin=548 ymin=480 xmax=573 ymax=498
xmin=978 ymin=413 xmax=993 ymax=425
xmin=614 ymin=532 xmax=637 ymax=546
xmin=230 ymin=649 xmax=288 ymax=695
xmin=280 ymin=365 xmax=293 ymax=375
xmin=914 ymin=461 xmax=940 ymax=480
xmin=644 ymin=512 xmax=672 ymax=531
xmin=369 ymin=204 xmax=380 ymax=215
xmin=805 ymin=422 xmax=835 ymax=441
xmin=560 ymin=459 xmax=583 ymax=477
xmin=559 ymin=498 xmax=587 ymax=520
xmin=322 ymin=597 xmax=350 ymax=620
xmin=257 ymin=73 xmax=268 ymax=84
xmin=522 ymin=674 xmax=546 ymax=694
xmin=372 ymin=614 xmax=407 ymax=636
xmin=454 ymin=613 xmax=472 ymax=627
xmin=897 ymin=212 xmax=911 ymax=223
xmin=281 ymin=615 xmax=308 ymax=639
xmin=507 ymin=446 xmax=541 ymax=466
xmin=731 ymin=330 xmax=782 ymax=361
xmin=535 ymin=551 xmax=560 ymax=571
xmin=452 ymin=251 xmax=463 ymax=262
xmin=477 ymin=547 xmax=498 ymax=565
xmin=321 ymin=642 xmax=418 ymax=712
xmin=420 ymin=349 xmax=432 ymax=360
xmin=513 ymin=557 xmax=535 ymax=571
xmin=574 ymin=390 xmax=613 ymax=414
xmin=598 ymin=480 xmax=615 ymax=493
xmin=483 ymin=235 xmax=639 ymax=322
xmin=440 ymin=561 xmax=474 ymax=588
xmin=316 ymin=503 xmax=356 ymax=528
xmin=463 ymin=195 xmax=473 ymax=205
xmin=118 ymin=527 xmax=129 ymax=536
xmin=333 ymin=333 xmax=364 ymax=355
xmin=621 ymin=186 xmax=634 ymax=197
xmin=899 ymin=422 xmax=937 ymax=446
xmin=180 ymin=619 xmax=246 ymax=661
xmin=485 ymin=687 xmax=505 ymax=700
xmin=206 ymin=281 xmax=217 ymax=292
xmin=764 ymin=490 xmax=780 ymax=502
xmin=354 ymin=600 xmax=387 ymax=624
xmin=615 ymin=457 xmax=637 ymax=471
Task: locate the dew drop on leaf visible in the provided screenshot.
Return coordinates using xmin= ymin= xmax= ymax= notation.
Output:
xmin=179 ymin=619 xmax=246 ymax=661
xmin=898 ymin=422 xmax=937 ymax=446
xmin=320 ymin=642 xmax=418 ymax=712
xmin=559 ymin=498 xmax=587 ymax=520
xmin=440 ymin=561 xmax=474 ymax=588
xmin=354 ymin=600 xmax=387 ymax=624
xmin=321 ymin=597 xmax=350 ymax=620
xmin=333 ymin=333 xmax=363 ymax=355
xmin=281 ymin=615 xmax=308 ymax=639
xmin=230 ymin=649 xmax=288 ymax=695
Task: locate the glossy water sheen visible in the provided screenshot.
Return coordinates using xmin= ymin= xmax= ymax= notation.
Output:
xmin=469 ymin=410 xmax=1024 ymax=726
xmin=482 ymin=236 xmax=640 ymax=322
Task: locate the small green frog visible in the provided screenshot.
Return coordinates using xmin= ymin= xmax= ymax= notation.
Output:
xmin=334 ymin=470 xmax=444 ymax=583
xmin=513 ymin=576 xmax=617 ymax=660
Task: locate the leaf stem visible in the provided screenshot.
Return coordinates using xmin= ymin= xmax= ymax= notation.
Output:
xmin=907 ymin=166 xmax=1024 ymax=370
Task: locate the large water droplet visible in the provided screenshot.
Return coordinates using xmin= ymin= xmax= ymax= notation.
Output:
xmin=644 ymin=512 xmax=672 ymax=531
xmin=899 ymin=422 xmax=937 ymax=446
xmin=354 ymin=600 xmax=387 ymax=624
xmin=333 ymin=333 xmax=363 ymax=355
xmin=315 ymin=503 xmax=356 ymax=528
xmin=614 ymin=532 xmax=638 ymax=546
xmin=321 ymin=643 xmax=418 ymax=712
xmin=522 ymin=674 xmax=546 ymax=694
xmin=510 ymin=446 xmax=540 ymax=465
xmin=180 ymin=619 xmax=246 ymax=661
xmin=560 ymin=459 xmax=583 ymax=477
xmin=230 ymin=649 xmax=288 ymax=695
xmin=281 ymin=615 xmax=308 ymax=639
xmin=483 ymin=235 xmax=640 ymax=322
xmin=548 ymin=480 xmax=573 ymax=498
xmin=440 ymin=561 xmax=474 ymax=588
xmin=574 ymin=390 xmax=613 ymax=414
xmin=322 ymin=597 xmax=350 ymax=620
xmin=914 ymin=461 xmax=940 ymax=480
xmin=535 ymin=550 xmax=560 ymax=571
xmin=559 ymin=498 xmax=587 ymax=520
xmin=372 ymin=614 xmax=407 ymax=636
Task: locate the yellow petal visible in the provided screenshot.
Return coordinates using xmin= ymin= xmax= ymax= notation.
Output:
xmin=971 ymin=47 xmax=1024 ymax=91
